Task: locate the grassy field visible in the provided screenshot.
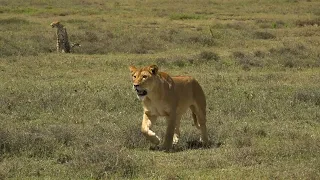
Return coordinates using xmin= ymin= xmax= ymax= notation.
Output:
xmin=1 ymin=0 xmax=320 ymax=179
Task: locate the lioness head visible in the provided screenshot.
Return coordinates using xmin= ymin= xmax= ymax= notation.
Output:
xmin=129 ymin=65 xmax=159 ymax=100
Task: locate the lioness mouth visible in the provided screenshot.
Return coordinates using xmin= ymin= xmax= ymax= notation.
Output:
xmin=136 ymin=89 xmax=147 ymax=96
xmin=135 ymin=87 xmax=147 ymax=97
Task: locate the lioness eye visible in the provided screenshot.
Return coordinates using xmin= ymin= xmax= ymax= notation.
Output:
xmin=142 ymin=75 xmax=147 ymax=79
xmin=133 ymin=75 xmax=136 ymax=78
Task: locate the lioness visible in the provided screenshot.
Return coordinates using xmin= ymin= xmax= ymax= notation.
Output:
xmin=129 ymin=65 xmax=208 ymax=151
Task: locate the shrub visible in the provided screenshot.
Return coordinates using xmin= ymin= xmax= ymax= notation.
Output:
xmin=155 ymin=57 xmax=169 ymax=66
xmin=50 ymin=125 xmax=75 ymax=146
xmin=233 ymin=124 xmax=253 ymax=148
xmin=0 ymin=129 xmax=11 ymax=156
xmin=169 ymin=13 xmax=202 ymax=20
xmin=233 ymin=51 xmax=246 ymax=59
xmin=84 ymin=31 xmax=99 ymax=42
xmin=272 ymin=20 xmax=286 ymax=28
xmin=199 ymin=51 xmax=220 ymax=61
xmin=123 ymin=124 xmax=148 ymax=149
xmin=191 ymin=50 xmax=221 ymax=66
xmin=187 ymin=35 xmax=216 ymax=46
xmin=0 ymin=17 xmax=30 ymax=25
xmin=296 ymin=18 xmax=320 ymax=27
xmin=74 ymin=144 xmax=140 ymax=179
xmin=268 ymin=42 xmax=319 ymax=68
xmin=253 ymin=31 xmax=276 ymax=40
xmin=0 ymin=127 xmax=56 ymax=158
xmin=172 ymin=59 xmax=187 ymax=67
xmin=232 ymin=51 xmax=264 ymax=70
xmin=254 ymin=50 xmax=266 ymax=58
xmin=294 ymin=89 xmax=320 ymax=106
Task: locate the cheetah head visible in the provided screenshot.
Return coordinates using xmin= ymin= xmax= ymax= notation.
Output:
xmin=50 ymin=21 xmax=61 ymax=28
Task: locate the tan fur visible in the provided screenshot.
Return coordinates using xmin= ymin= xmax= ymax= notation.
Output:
xmin=129 ymin=65 xmax=208 ymax=151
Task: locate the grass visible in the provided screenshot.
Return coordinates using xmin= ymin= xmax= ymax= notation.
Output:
xmin=0 ymin=0 xmax=320 ymax=179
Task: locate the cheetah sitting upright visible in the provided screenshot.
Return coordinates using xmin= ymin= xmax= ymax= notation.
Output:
xmin=50 ymin=21 xmax=71 ymax=53
xmin=50 ymin=21 xmax=80 ymax=53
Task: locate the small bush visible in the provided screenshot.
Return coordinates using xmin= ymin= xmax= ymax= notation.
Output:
xmin=256 ymin=129 xmax=267 ymax=137
xmin=187 ymin=35 xmax=215 ymax=46
xmin=233 ymin=51 xmax=246 ymax=59
xmin=123 ymin=124 xmax=148 ymax=149
xmin=50 ymin=125 xmax=75 ymax=146
xmin=0 ymin=33 xmax=52 ymax=57
xmin=254 ymin=50 xmax=266 ymax=58
xmin=294 ymin=89 xmax=320 ymax=106
xmin=0 ymin=127 xmax=56 ymax=158
xmin=155 ymin=57 xmax=169 ymax=66
xmin=296 ymin=19 xmax=320 ymax=27
xmin=199 ymin=51 xmax=219 ymax=61
xmin=256 ymin=20 xmax=286 ymax=29
xmin=225 ymin=22 xmax=247 ymax=30
xmin=232 ymin=51 xmax=264 ymax=70
xmin=253 ymin=31 xmax=275 ymax=40
xmin=84 ymin=31 xmax=99 ymax=42
xmin=154 ymin=55 xmax=193 ymax=67
xmin=66 ymin=19 xmax=87 ymax=24
xmin=268 ymin=42 xmax=319 ymax=68
xmin=0 ymin=129 xmax=11 ymax=155
xmin=172 ymin=59 xmax=187 ymax=67
xmin=233 ymin=125 xmax=253 ymax=148
xmin=272 ymin=20 xmax=286 ymax=28
xmin=24 ymin=133 xmax=56 ymax=158
xmin=57 ymin=153 xmax=72 ymax=164
xmin=169 ymin=13 xmax=202 ymax=20
xmin=231 ymin=148 xmax=261 ymax=167
xmin=0 ymin=17 xmax=30 ymax=25
xmin=75 ymin=145 xmax=140 ymax=179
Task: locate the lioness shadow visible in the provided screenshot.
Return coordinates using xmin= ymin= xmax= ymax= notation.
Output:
xmin=150 ymin=140 xmax=222 ymax=152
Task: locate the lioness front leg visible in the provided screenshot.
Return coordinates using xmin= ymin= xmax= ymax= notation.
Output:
xmin=141 ymin=114 xmax=160 ymax=145
xmin=163 ymin=113 xmax=176 ymax=151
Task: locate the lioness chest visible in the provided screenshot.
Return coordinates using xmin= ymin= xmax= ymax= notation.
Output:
xmin=143 ymin=98 xmax=172 ymax=116
xmin=143 ymin=76 xmax=195 ymax=117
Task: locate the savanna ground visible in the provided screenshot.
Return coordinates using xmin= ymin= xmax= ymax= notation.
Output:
xmin=0 ymin=0 xmax=320 ymax=179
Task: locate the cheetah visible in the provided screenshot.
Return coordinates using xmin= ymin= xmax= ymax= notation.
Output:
xmin=50 ymin=21 xmax=80 ymax=53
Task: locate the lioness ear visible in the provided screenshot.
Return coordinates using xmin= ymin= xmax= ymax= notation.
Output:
xmin=149 ymin=65 xmax=158 ymax=75
xmin=129 ymin=66 xmax=137 ymax=74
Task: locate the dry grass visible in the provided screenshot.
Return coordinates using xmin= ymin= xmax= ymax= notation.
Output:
xmin=0 ymin=0 xmax=320 ymax=179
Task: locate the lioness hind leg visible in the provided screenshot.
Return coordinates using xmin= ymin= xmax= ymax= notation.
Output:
xmin=190 ymin=106 xmax=209 ymax=146
xmin=197 ymin=115 xmax=209 ymax=145
xmin=199 ymin=123 xmax=209 ymax=145
xmin=173 ymin=115 xmax=181 ymax=145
